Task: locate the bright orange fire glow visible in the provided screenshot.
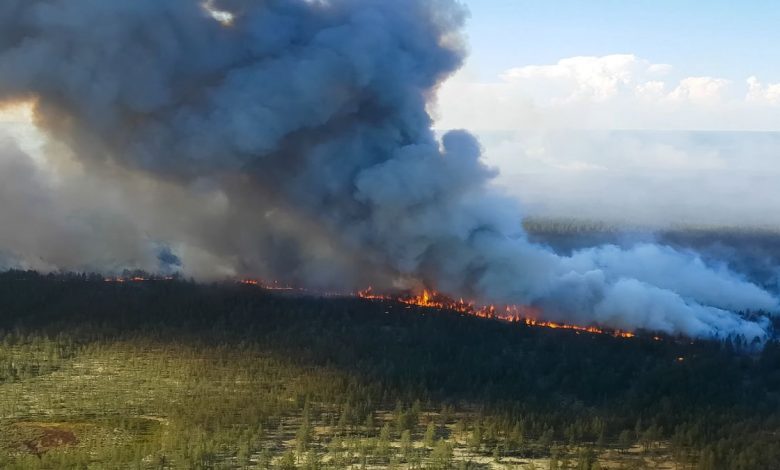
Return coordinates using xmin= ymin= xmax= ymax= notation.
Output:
xmin=359 ymin=288 xmax=635 ymax=339
xmin=102 ymin=278 xmax=636 ymax=339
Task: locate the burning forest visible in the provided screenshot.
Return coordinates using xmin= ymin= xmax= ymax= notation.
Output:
xmin=103 ymin=272 xmax=640 ymax=339
xmin=356 ymin=287 xmax=637 ymax=339
xmin=2 ymin=1 xmax=780 ymax=469
xmin=101 ymin=273 xmax=638 ymax=339
xmin=0 ymin=0 xmax=776 ymax=345
xmin=240 ymin=278 xmax=639 ymax=339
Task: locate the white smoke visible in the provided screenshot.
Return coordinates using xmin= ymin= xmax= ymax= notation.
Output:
xmin=0 ymin=0 xmax=775 ymax=341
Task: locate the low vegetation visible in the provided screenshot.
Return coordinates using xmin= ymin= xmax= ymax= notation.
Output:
xmin=0 ymin=271 xmax=778 ymax=469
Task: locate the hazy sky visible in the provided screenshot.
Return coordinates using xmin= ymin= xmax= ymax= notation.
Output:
xmin=439 ymin=0 xmax=780 ymax=132
xmin=433 ymin=1 xmax=780 ymax=227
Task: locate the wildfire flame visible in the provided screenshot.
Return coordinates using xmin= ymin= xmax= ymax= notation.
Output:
xmin=102 ymin=278 xmax=635 ymax=339
xmin=359 ymin=287 xmax=635 ymax=339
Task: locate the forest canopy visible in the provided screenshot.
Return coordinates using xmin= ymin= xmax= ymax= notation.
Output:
xmin=0 ymin=271 xmax=777 ymax=469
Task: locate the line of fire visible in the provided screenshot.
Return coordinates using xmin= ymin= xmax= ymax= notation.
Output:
xmin=103 ymin=276 xmax=637 ymax=340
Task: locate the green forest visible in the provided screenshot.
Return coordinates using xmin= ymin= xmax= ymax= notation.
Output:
xmin=0 ymin=271 xmax=778 ymax=469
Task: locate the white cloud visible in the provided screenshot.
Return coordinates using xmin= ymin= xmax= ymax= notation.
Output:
xmin=667 ymin=77 xmax=731 ymax=104
xmin=432 ymin=54 xmax=780 ymax=228
xmin=747 ymin=76 xmax=780 ymax=105
xmin=635 ymin=80 xmax=666 ymax=100
xmin=500 ymin=54 xmax=668 ymax=104
xmin=435 ymin=54 xmax=780 ymax=131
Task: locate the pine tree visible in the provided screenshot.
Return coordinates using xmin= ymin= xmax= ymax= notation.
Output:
xmin=377 ymin=422 xmax=392 ymax=458
xmin=468 ymin=422 xmax=482 ymax=452
xmin=430 ymin=439 xmax=454 ymax=470
xmin=424 ymin=421 xmax=437 ymax=448
xmin=401 ymin=429 xmax=412 ymax=459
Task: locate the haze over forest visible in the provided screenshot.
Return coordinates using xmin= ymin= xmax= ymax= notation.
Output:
xmin=0 ymin=1 xmax=780 ymax=469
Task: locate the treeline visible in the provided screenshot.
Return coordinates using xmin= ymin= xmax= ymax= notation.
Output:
xmin=0 ymin=271 xmax=777 ymax=468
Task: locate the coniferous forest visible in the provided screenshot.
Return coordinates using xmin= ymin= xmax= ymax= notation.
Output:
xmin=0 ymin=271 xmax=778 ymax=469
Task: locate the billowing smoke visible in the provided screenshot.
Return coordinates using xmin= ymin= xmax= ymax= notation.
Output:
xmin=0 ymin=0 xmax=775 ymax=341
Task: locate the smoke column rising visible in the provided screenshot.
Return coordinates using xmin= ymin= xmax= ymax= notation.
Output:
xmin=0 ymin=0 xmax=775 ymax=340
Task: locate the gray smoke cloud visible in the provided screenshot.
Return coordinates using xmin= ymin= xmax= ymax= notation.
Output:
xmin=0 ymin=0 xmax=775 ymax=341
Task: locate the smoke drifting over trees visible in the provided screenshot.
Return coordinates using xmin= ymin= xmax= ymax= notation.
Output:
xmin=0 ymin=0 xmax=775 ymax=340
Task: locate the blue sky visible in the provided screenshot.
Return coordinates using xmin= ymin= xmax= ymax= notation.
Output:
xmin=438 ymin=0 xmax=780 ymax=133
xmin=431 ymin=1 xmax=780 ymax=226
xmin=462 ymin=0 xmax=780 ymax=81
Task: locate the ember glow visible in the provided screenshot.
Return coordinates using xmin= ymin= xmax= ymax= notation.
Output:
xmin=102 ymin=275 xmax=635 ymax=338
xmin=103 ymin=276 xmax=631 ymax=338
xmin=0 ymin=0 xmax=774 ymax=344
xmin=359 ymin=287 xmax=636 ymax=338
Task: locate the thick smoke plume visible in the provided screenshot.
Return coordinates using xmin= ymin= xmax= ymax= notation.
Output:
xmin=0 ymin=0 xmax=775 ymax=341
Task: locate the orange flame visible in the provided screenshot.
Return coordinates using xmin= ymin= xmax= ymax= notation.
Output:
xmin=363 ymin=288 xmax=635 ymax=339
xmin=357 ymin=286 xmax=387 ymax=300
xmin=122 ymin=278 xmax=636 ymax=339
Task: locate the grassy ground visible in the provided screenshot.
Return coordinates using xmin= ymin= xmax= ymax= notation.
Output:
xmin=0 ymin=275 xmax=774 ymax=468
xmin=0 ymin=335 xmax=676 ymax=469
